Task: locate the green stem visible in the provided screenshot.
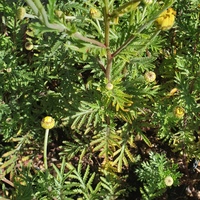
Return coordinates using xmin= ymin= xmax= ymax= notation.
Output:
xmin=103 ymin=0 xmax=112 ymax=82
xmin=72 ymin=32 xmax=106 ymax=48
xmin=44 ymin=129 xmax=49 ymax=170
xmin=25 ymin=0 xmax=106 ymax=48
xmin=25 ymin=0 xmax=66 ymax=31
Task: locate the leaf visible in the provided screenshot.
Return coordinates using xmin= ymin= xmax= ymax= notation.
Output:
xmin=139 ymin=132 xmax=152 ymax=147
xmin=1 ymin=156 xmax=17 ymax=169
xmin=47 ymin=0 xmax=57 ymax=22
xmin=125 ymin=147 xmax=135 ymax=162
xmin=2 ymin=149 xmax=16 ymax=158
xmin=4 ymin=163 xmax=15 ymax=176
xmin=83 ymin=165 xmax=90 ymax=183
xmin=71 ymin=101 xmax=101 ymax=131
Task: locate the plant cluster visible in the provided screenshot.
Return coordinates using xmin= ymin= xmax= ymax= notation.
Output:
xmin=0 ymin=0 xmax=199 ymax=199
xmin=135 ymin=152 xmax=182 ymax=199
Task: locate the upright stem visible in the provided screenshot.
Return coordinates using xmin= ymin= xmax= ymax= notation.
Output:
xmin=44 ymin=129 xmax=49 ymax=170
xmin=103 ymin=0 xmax=112 ymax=82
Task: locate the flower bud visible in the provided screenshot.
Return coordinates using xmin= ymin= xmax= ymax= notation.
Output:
xmin=169 ymin=88 xmax=178 ymax=96
xmin=16 ymin=7 xmax=26 ymax=20
xmin=55 ymin=10 xmax=64 ymax=18
xmin=144 ymin=71 xmax=156 ymax=82
xmin=90 ymin=8 xmax=101 ymax=19
xmin=142 ymin=0 xmax=153 ymax=5
xmin=155 ymin=8 xmax=176 ymax=30
xmin=6 ymin=68 xmax=12 ymax=73
xmin=25 ymin=41 xmax=33 ymax=50
xmin=173 ymin=106 xmax=185 ymax=118
xmin=41 ymin=116 xmax=55 ymax=129
xmin=106 ymin=83 xmax=114 ymax=90
xmin=164 ymin=176 xmax=173 ymax=186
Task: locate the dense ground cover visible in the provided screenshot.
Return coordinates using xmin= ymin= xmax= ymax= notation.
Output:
xmin=0 ymin=0 xmax=200 ymax=199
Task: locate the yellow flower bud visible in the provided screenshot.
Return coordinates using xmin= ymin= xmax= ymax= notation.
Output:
xmin=169 ymin=88 xmax=178 ymax=96
xmin=142 ymin=0 xmax=153 ymax=5
xmin=106 ymin=83 xmax=114 ymax=90
xmin=55 ymin=10 xmax=64 ymax=18
xmin=16 ymin=7 xmax=26 ymax=20
xmin=25 ymin=41 xmax=33 ymax=50
xmin=41 ymin=116 xmax=55 ymax=129
xmin=112 ymin=17 xmax=119 ymax=24
xmin=6 ymin=68 xmax=12 ymax=73
xmin=144 ymin=71 xmax=156 ymax=82
xmin=164 ymin=176 xmax=173 ymax=186
xmin=155 ymin=8 xmax=176 ymax=30
xmin=173 ymin=106 xmax=185 ymax=118
xmin=90 ymin=8 xmax=101 ymax=19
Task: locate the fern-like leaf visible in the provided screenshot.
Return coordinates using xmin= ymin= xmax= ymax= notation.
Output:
xmin=90 ymin=126 xmax=121 ymax=163
xmin=65 ymin=152 xmax=102 ymax=200
xmin=71 ymin=101 xmax=102 ymax=131
xmin=112 ymin=142 xmax=135 ymax=173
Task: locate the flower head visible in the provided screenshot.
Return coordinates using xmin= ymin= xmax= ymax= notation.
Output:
xmin=25 ymin=41 xmax=33 ymax=51
xmin=169 ymin=88 xmax=178 ymax=96
xmin=173 ymin=106 xmax=185 ymax=118
xmin=106 ymin=83 xmax=114 ymax=90
xmin=90 ymin=8 xmax=101 ymax=19
xmin=41 ymin=116 xmax=55 ymax=129
xmin=155 ymin=8 xmax=176 ymax=30
xmin=164 ymin=176 xmax=174 ymax=186
xmin=16 ymin=7 xmax=26 ymax=20
xmin=144 ymin=71 xmax=156 ymax=83
xmin=142 ymin=0 xmax=153 ymax=5
xmin=55 ymin=10 xmax=64 ymax=18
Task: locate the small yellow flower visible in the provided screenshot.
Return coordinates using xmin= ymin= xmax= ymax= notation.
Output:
xmin=142 ymin=0 xmax=153 ymax=5
xmin=16 ymin=7 xmax=26 ymax=20
xmin=144 ymin=71 xmax=156 ymax=83
xmin=106 ymin=83 xmax=114 ymax=90
xmin=25 ymin=41 xmax=33 ymax=51
xmin=90 ymin=8 xmax=101 ymax=19
xmin=112 ymin=17 xmax=119 ymax=24
xmin=6 ymin=68 xmax=12 ymax=73
xmin=173 ymin=106 xmax=185 ymax=118
xmin=155 ymin=8 xmax=176 ymax=30
xmin=169 ymin=88 xmax=178 ymax=96
xmin=41 ymin=116 xmax=55 ymax=129
xmin=164 ymin=176 xmax=174 ymax=186
xmin=55 ymin=10 xmax=64 ymax=18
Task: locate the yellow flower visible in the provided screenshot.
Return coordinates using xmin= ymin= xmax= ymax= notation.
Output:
xmin=90 ymin=8 xmax=101 ymax=19
xmin=25 ymin=41 xmax=33 ymax=51
xmin=106 ymin=83 xmax=114 ymax=90
xmin=155 ymin=8 xmax=176 ymax=30
xmin=173 ymin=106 xmax=185 ymax=118
xmin=16 ymin=7 xmax=26 ymax=20
xmin=55 ymin=10 xmax=64 ymax=18
xmin=112 ymin=17 xmax=119 ymax=24
xmin=169 ymin=88 xmax=178 ymax=96
xmin=41 ymin=116 xmax=55 ymax=129
xmin=142 ymin=0 xmax=153 ymax=5
xmin=144 ymin=71 xmax=156 ymax=83
xmin=164 ymin=176 xmax=174 ymax=186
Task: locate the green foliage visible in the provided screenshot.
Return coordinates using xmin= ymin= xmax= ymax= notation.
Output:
xmin=11 ymin=153 xmax=127 ymax=199
xmin=135 ymin=152 xmax=182 ymax=200
xmin=65 ymin=152 xmax=102 ymax=200
xmin=0 ymin=0 xmax=199 ymax=199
